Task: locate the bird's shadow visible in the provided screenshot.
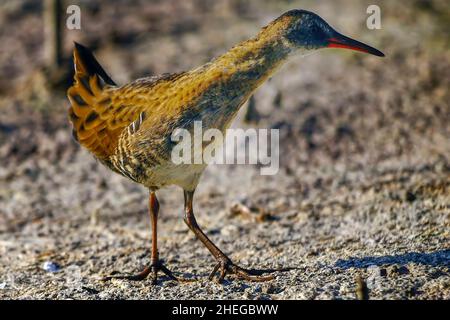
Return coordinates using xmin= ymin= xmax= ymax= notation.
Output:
xmin=335 ymin=249 xmax=450 ymax=269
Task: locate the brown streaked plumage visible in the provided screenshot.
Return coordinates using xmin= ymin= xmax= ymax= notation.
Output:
xmin=68 ymin=9 xmax=384 ymax=283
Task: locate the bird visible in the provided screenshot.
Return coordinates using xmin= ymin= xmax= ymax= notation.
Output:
xmin=67 ymin=9 xmax=384 ymax=284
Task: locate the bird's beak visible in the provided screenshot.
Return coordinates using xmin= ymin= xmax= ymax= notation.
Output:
xmin=327 ymin=32 xmax=384 ymax=57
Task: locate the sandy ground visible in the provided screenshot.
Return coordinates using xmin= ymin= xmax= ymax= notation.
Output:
xmin=0 ymin=0 xmax=449 ymax=299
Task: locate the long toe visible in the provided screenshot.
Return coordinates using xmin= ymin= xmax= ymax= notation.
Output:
xmin=209 ymin=259 xmax=275 ymax=283
xmin=102 ymin=261 xmax=181 ymax=284
xmin=233 ymin=266 xmax=275 ymax=282
xmin=102 ymin=266 xmax=152 ymax=281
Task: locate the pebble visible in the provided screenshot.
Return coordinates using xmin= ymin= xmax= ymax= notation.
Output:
xmin=42 ymin=261 xmax=61 ymax=273
xmin=405 ymin=191 xmax=417 ymax=202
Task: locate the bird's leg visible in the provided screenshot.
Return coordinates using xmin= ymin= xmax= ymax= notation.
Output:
xmin=103 ymin=191 xmax=177 ymax=284
xmin=146 ymin=191 xmax=179 ymax=283
xmin=183 ymin=190 xmax=275 ymax=283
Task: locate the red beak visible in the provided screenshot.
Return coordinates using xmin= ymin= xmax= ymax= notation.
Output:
xmin=328 ymin=33 xmax=384 ymax=57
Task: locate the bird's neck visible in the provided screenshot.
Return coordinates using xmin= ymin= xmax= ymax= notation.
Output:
xmin=210 ymin=32 xmax=291 ymax=96
xmin=191 ymin=28 xmax=291 ymax=128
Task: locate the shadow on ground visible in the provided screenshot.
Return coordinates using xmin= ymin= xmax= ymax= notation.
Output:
xmin=335 ymin=249 xmax=450 ymax=269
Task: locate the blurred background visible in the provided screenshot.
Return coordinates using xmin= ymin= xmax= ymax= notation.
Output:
xmin=0 ymin=0 xmax=449 ymax=299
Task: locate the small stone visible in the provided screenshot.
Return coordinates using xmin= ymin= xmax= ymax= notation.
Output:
xmin=405 ymin=191 xmax=416 ymax=202
xmin=229 ymin=202 xmax=252 ymax=217
xmin=42 ymin=261 xmax=61 ymax=273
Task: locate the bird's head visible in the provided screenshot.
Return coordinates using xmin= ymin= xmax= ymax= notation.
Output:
xmin=277 ymin=10 xmax=384 ymax=57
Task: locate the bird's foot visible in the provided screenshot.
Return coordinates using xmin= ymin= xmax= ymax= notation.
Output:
xmin=208 ymin=257 xmax=276 ymax=283
xmin=102 ymin=260 xmax=180 ymax=284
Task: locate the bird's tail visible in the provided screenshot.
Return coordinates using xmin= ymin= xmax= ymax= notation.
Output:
xmin=67 ymin=42 xmax=117 ymax=157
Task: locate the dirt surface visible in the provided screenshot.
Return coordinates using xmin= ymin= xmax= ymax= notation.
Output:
xmin=0 ymin=0 xmax=449 ymax=299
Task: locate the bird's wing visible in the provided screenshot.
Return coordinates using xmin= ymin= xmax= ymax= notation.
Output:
xmin=67 ymin=43 xmax=182 ymax=160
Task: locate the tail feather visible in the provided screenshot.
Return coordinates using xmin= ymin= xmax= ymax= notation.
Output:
xmin=67 ymin=42 xmax=118 ymax=159
xmin=68 ymin=42 xmax=149 ymax=160
xmin=72 ymin=42 xmax=116 ymax=86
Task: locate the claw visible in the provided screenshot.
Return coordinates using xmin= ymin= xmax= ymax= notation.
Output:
xmin=102 ymin=261 xmax=180 ymax=283
xmin=209 ymin=258 xmax=276 ymax=283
